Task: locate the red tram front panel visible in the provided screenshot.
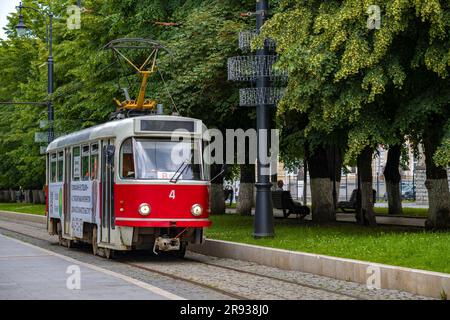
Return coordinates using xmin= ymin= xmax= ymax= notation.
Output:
xmin=113 ymin=184 xmax=211 ymax=228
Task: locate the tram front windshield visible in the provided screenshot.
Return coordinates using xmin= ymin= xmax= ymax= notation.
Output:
xmin=121 ymin=138 xmax=203 ymax=180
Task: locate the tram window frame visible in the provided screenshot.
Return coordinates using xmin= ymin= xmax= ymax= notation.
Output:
xmin=72 ymin=146 xmax=81 ymax=181
xmin=57 ymin=151 xmax=64 ymax=182
xmin=201 ymin=140 xmax=210 ymax=181
xmin=120 ymin=138 xmax=135 ymax=179
xmin=90 ymin=143 xmax=99 ymax=180
xmin=81 ymin=145 xmax=90 ymax=181
xmin=50 ymin=153 xmax=57 ymax=183
xmin=132 ymin=137 xmax=203 ymax=181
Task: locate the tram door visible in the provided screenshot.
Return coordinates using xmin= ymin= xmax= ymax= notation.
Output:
xmin=63 ymin=148 xmax=71 ymax=236
xmin=101 ymin=140 xmax=115 ymax=244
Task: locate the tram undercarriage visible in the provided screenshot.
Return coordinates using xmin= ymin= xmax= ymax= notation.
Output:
xmin=48 ymin=218 xmax=204 ymax=258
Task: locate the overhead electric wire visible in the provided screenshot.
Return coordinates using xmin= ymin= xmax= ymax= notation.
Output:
xmin=158 ymin=69 xmax=179 ymax=115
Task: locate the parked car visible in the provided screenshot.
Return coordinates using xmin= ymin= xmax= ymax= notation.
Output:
xmin=401 ymin=185 xmax=416 ymax=200
xmin=382 ymin=185 xmax=416 ymax=201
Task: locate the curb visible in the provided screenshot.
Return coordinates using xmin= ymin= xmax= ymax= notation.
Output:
xmin=0 ymin=210 xmax=46 ymax=224
xmin=190 ymin=239 xmax=449 ymax=299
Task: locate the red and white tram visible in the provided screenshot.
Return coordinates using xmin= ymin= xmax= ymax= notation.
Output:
xmin=45 ymin=115 xmax=211 ymax=258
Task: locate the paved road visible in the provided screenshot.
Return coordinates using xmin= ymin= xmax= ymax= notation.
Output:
xmin=0 ymin=212 xmax=432 ymax=300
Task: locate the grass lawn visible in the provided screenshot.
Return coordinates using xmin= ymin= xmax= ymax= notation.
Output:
xmin=225 ymin=203 xmax=237 ymax=209
xmin=0 ymin=203 xmax=45 ymax=215
xmin=206 ymin=214 xmax=450 ymax=274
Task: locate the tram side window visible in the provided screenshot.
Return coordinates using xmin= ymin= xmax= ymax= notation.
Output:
xmin=57 ymin=151 xmax=64 ymax=182
xmin=50 ymin=154 xmax=57 ymax=183
xmin=120 ymin=138 xmax=135 ymax=179
xmin=81 ymin=145 xmax=90 ymax=181
xmin=72 ymin=146 xmax=81 ymax=181
xmin=90 ymin=144 xmax=99 ymax=180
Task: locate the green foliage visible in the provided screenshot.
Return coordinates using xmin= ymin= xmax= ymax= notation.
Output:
xmin=1 ymin=0 xmax=448 ymax=189
xmin=262 ymin=0 xmax=449 ymax=166
xmin=0 ymin=0 xmax=254 ymax=189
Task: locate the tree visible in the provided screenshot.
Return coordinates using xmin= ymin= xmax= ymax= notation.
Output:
xmin=383 ymin=144 xmax=403 ymax=215
xmin=262 ymin=0 xmax=449 ymax=227
xmin=236 ymin=163 xmax=255 ymax=215
xmin=0 ymin=0 xmax=254 ymax=208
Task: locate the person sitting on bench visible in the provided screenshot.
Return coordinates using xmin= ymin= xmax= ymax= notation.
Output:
xmin=272 ymin=188 xmax=310 ymax=220
xmin=337 ymin=189 xmax=377 ymax=212
xmin=277 ymin=180 xmax=285 ymax=191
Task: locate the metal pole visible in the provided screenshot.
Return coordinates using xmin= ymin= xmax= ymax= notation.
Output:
xmin=253 ymin=0 xmax=274 ymax=238
xmin=332 ymin=145 xmax=337 ymax=209
xmin=47 ymin=13 xmax=54 ymax=143
xmin=345 ymin=173 xmax=348 ymax=201
xmin=377 ymin=152 xmax=380 ymax=201
xmin=303 ymin=160 xmax=308 ymax=206
xmin=0 ymin=101 xmax=47 ymax=106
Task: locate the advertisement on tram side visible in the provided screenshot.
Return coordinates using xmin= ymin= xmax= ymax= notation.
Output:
xmin=70 ymin=180 xmax=100 ymax=238
xmin=48 ymin=182 xmax=64 ymax=219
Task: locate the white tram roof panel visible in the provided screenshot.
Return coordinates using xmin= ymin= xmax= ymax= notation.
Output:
xmin=47 ymin=115 xmax=204 ymax=152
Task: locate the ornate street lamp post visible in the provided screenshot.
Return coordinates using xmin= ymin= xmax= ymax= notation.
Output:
xmin=228 ymin=0 xmax=284 ymax=238
xmin=16 ymin=2 xmax=54 ymax=143
xmin=253 ymin=0 xmax=274 ymax=238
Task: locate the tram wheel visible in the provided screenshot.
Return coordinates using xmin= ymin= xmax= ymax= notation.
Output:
xmin=103 ymin=248 xmax=114 ymax=260
xmin=92 ymin=226 xmax=98 ymax=256
xmin=171 ymin=242 xmax=187 ymax=259
xmin=57 ymin=222 xmax=72 ymax=248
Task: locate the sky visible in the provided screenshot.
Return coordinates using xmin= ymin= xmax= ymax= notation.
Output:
xmin=0 ymin=0 xmax=21 ymax=40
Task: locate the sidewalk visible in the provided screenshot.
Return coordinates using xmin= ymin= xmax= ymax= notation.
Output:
xmin=0 ymin=234 xmax=181 ymax=300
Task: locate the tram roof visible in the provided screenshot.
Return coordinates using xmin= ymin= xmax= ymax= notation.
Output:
xmin=46 ymin=115 xmax=203 ymax=152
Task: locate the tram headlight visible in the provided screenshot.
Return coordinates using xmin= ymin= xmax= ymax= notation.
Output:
xmin=138 ymin=203 xmax=151 ymax=216
xmin=191 ymin=204 xmax=203 ymax=217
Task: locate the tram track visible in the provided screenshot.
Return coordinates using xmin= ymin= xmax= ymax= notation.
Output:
xmin=182 ymin=257 xmax=361 ymax=300
xmin=121 ymin=261 xmax=249 ymax=300
xmin=0 ymin=218 xmax=360 ymax=300
xmin=117 ymin=256 xmax=356 ymax=300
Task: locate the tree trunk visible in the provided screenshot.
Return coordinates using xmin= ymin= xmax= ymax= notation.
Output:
xmin=270 ymin=175 xmax=278 ymax=190
xmin=383 ymin=144 xmax=403 ymax=215
xmin=38 ymin=190 xmax=46 ymax=204
xmin=32 ymin=190 xmax=40 ymax=204
xmin=326 ymin=146 xmax=343 ymax=207
xmin=423 ymin=131 xmax=450 ymax=230
xmin=2 ymin=191 xmax=7 ymax=202
xmin=24 ymin=190 xmax=31 ymax=203
xmin=308 ymin=146 xmax=335 ymax=222
xmin=357 ymin=146 xmax=377 ymax=226
xmin=237 ymin=164 xmax=255 ymax=216
xmin=210 ymin=164 xmax=225 ymax=215
xmin=9 ymin=189 xmax=16 ymax=202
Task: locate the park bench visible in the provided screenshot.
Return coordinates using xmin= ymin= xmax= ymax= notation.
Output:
xmin=337 ymin=189 xmax=376 ymax=213
xmin=271 ymin=190 xmax=310 ymax=221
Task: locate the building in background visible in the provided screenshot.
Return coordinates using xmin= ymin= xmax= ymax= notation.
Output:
xmin=276 ymin=145 xmax=449 ymax=205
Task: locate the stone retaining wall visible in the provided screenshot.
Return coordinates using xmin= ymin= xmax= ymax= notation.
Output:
xmin=415 ymin=167 xmax=450 ymax=205
xmin=0 ymin=190 xmax=45 ymax=204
